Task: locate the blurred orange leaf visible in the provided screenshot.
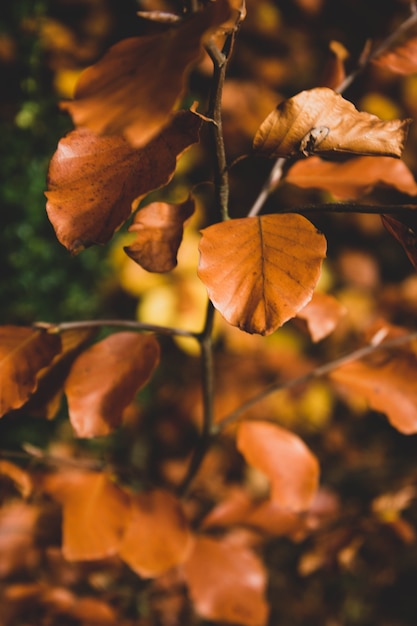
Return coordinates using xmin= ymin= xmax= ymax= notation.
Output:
xmin=119 ymin=489 xmax=193 ymax=578
xmin=65 ymin=332 xmax=160 ymax=437
xmin=198 ymin=214 xmax=326 ymax=335
xmin=297 ymin=292 xmax=347 ymax=342
xmin=285 ymin=155 xmax=417 ymax=199
xmin=124 ymin=197 xmax=195 ymax=272
xmin=60 ymin=0 xmax=230 ymax=147
xmin=237 ymin=421 xmax=320 ymax=511
xmin=0 ymin=327 xmax=62 ymax=416
xmin=43 ymin=470 xmax=130 ymax=561
xmin=182 ymin=535 xmax=269 ymax=626
xmin=373 ymin=35 xmax=417 ymax=75
xmin=0 ymin=461 xmax=33 ymax=498
xmin=253 ymin=87 xmax=410 ymax=158
xmin=45 ymin=110 xmax=201 ymax=253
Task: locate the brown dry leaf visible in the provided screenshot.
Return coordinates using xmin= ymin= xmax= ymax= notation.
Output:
xmin=43 ymin=469 xmax=130 ymax=561
xmin=119 ymin=489 xmax=193 ymax=578
xmin=124 ymin=198 xmax=195 ymax=272
xmin=297 ymin=292 xmax=347 ymax=342
xmin=60 ymin=0 xmax=230 ymax=147
xmin=237 ymin=421 xmax=320 ymax=511
xmin=382 ymin=213 xmax=417 ymax=271
xmin=285 ymin=155 xmax=417 ymax=200
xmin=373 ymin=35 xmax=417 ymax=75
xmin=182 ymin=535 xmax=269 ymax=626
xmin=253 ymin=87 xmax=410 ymax=158
xmin=65 ymin=332 xmax=160 ymax=437
xmin=330 ymin=349 xmax=417 ymax=434
xmin=198 ymin=214 xmax=326 ymax=335
xmin=0 ymin=327 xmax=62 ymax=416
xmin=45 ymin=110 xmax=201 ymax=253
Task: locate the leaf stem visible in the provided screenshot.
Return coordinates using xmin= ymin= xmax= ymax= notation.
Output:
xmin=214 ymin=330 xmax=417 ymax=432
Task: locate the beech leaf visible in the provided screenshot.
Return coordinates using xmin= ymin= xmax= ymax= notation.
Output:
xmin=285 ymin=155 xmax=417 ymax=200
xmin=119 ymin=489 xmax=193 ymax=578
xmin=198 ymin=214 xmax=326 ymax=335
xmin=124 ymin=198 xmax=195 ymax=272
xmin=60 ymin=0 xmax=230 ymax=147
xmin=182 ymin=535 xmax=269 ymax=626
xmin=43 ymin=470 xmax=130 ymax=561
xmin=237 ymin=421 xmax=320 ymax=511
xmin=45 ymin=110 xmax=202 ymax=253
xmin=65 ymin=332 xmax=160 ymax=437
xmin=0 ymin=327 xmax=62 ymax=417
xmin=330 ymin=350 xmax=417 ymax=434
xmin=381 ymin=213 xmax=417 ymax=271
xmin=253 ymin=87 xmax=410 ymax=158
xmin=373 ymin=35 xmax=417 ymax=75
xmin=297 ymin=292 xmax=347 ymax=342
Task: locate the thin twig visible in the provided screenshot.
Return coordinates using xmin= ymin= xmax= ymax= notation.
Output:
xmin=214 ymin=330 xmax=417 ymax=433
xmin=35 ymin=319 xmax=199 ymax=340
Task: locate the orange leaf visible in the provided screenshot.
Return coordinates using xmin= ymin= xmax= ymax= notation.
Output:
xmin=124 ymin=198 xmax=194 ymax=272
xmin=330 ymin=350 xmax=417 ymax=434
xmin=0 ymin=460 xmax=33 ymax=498
xmin=119 ymin=489 xmax=193 ymax=578
xmin=373 ymin=35 xmax=417 ymax=75
xmin=198 ymin=214 xmax=326 ymax=335
xmin=45 ymin=110 xmax=201 ymax=253
xmin=285 ymin=155 xmax=417 ymax=199
xmin=43 ymin=469 xmax=130 ymax=561
xmin=237 ymin=421 xmax=319 ymax=511
xmin=65 ymin=332 xmax=160 ymax=437
xmin=182 ymin=535 xmax=269 ymax=626
xmin=0 ymin=327 xmax=62 ymax=416
xmin=297 ymin=292 xmax=347 ymax=342
xmin=253 ymin=87 xmax=410 ymax=158
xmin=60 ymin=0 xmax=230 ymax=147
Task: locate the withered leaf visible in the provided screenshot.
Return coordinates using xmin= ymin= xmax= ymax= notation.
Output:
xmin=65 ymin=332 xmax=160 ymax=437
xmin=198 ymin=214 xmax=326 ymax=335
xmin=253 ymin=87 xmax=410 ymax=158
xmin=124 ymin=198 xmax=195 ymax=272
xmin=182 ymin=535 xmax=269 ymax=626
xmin=237 ymin=421 xmax=320 ymax=511
xmin=382 ymin=212 xmax=417 ymax=271
xmin=60 ymin=0 xmax=230 ymax=147
xmin=45 ymin=110 xmax=201 ymax=253
xmin=0 ymin=327 xmax=62 ymax=416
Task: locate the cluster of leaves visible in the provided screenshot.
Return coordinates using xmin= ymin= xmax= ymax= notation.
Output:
xmin=4 ymin=0 xmax=417 ymax=624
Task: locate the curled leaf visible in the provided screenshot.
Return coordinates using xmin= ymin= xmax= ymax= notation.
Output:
xmin=198 ymin=214 xmax=326 ymax=335
xmin=382 ymin=212 xmax=417 ymax=271
xmin=46 ymin=110 xmax=201 ymax=253
xmin=65 ymin=332 xmax=160 ymax=437
xmin=124 ymin=198 xmax=195 ymax=272
xmin=253 ymin=87 xmax=410 ymax=158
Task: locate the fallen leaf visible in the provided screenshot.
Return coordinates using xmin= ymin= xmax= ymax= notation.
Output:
xmin=297 ymin=292 xmax=347 ymax=342
xmin=46 ymin=110 xmax=202 ymax=253
xmin=60 ymin=0 xmax=230 ymax=147
xmin=0 ymin=327 xmax=62 ymax=416
xmin=65 ymin=332 xmax=160 ymax=437
xmin=198 ymin=214 xmax=326 ymax=335
xmin=253 ymin=87 xmax=410 ymax=158
xmin=124 ymin=198 xmax=195 ymax=272
xmin=237 ymin=421 xmax=319 ymax=511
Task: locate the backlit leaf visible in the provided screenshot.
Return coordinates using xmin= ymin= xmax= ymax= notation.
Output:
xmin=297 ymin=292 xmax=347 ymax=342
xmin=237 ymin=421 xmax=319 ymax=511
xmin=198 ymin=214 xmax=326 ymax=335
xmin=182 ymin=535 xmax=269 ymax=626
xmin=119 ymin=489 xmax=193 ymax=578
xmin=60 ymin=0 xmax=230 ymax=147
xmin=65 ymin=332 xmax=160 ymax=437
xmin=124 ymin=198 xmax=195 ymax=272
xmin=45 ymin=110 xmax=201 ymax=253
xmin=253 ymin=87 xmax=410 ymax=158
xmin=373 ymin=35 xmax=417 ymax=75
xmin=0 ymin=327 xmax=62 ymax=416
xmin=285 ymin=155 xmax=417 ymax=199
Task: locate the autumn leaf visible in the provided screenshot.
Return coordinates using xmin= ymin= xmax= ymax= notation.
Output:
xmin=0 ymin=327 xmax=62 ymax=417
xmin=237 ymin=421 xmax=320 ymax=511
xmin=253 ymin=87 xmax=410 ymax=158
xmin=198 ymin=214 xmax=326 ymax=335
xmin=60 ymin=0 xmax=230 ymax=147
xmin=182 ymin=535 xmax=269 ymax=626
xmin=373 ymin=35 xmax=417 ymax=75
xmin=124 ymin=198 xmax=195 ymax=272
xmin=381 ymin=212 xmax=417 ymax=271
xmin=119 ymin=489 xmax=193 ymax=578
xmin=297 ymin=292 xmax=347 ymax=342
xmin=65 ymin=332 xmax=160 ymax=437
xmin=43 ymin=470 xmax=130 ymax=561
xmin=285 ymin=155 xmax=417 ymax=200
xmin=45 ymin=110 xmax=202 ymax=253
